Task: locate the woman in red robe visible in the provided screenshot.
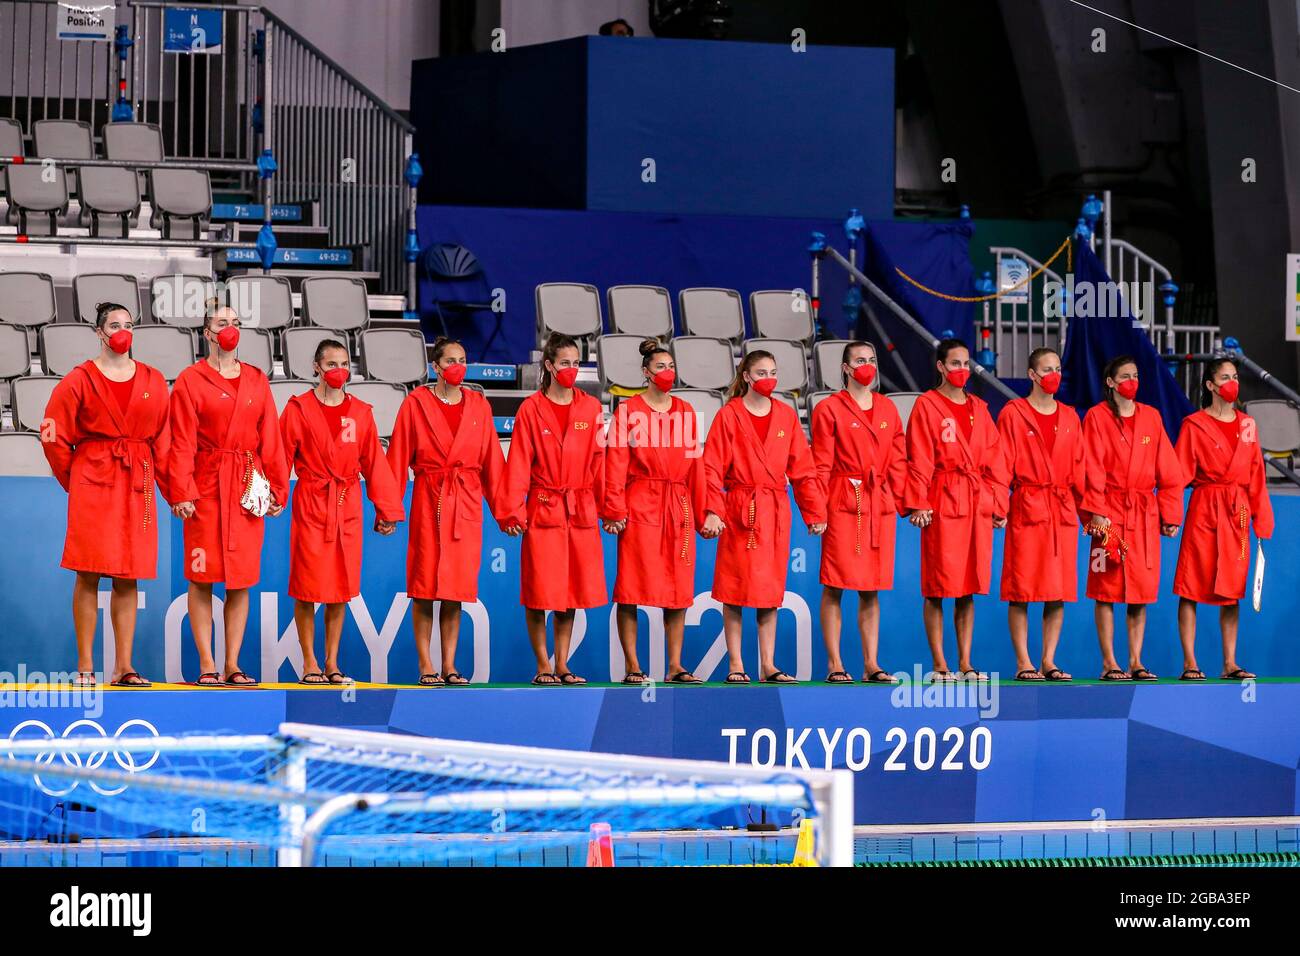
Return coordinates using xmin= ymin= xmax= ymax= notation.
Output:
xmin=1173 ymin=358 xmax=1274 ymax=680
xmin=387 ymin=337 xmax=506 ymax=686
xmin=281 ymin=339 xmax=406 ymax=685
xmin=167 ymin=305 xmax=290 ymax=686
xmin=810 ymin=341 xmax=907 ymax=684
xmin=700 ymin=351 xmax=826 ymax=684
xmin=903 ymin=338 xmax=1008 ymax=682
xmin=41 ymin=302 xmax=171 ymax=686
xmin=1081 ymin=355 xmax=1185 ymax=681
xmin=996 ymin=348 xmax=1087 ymax=682
xmin=603 ymin=339 xmax=707 ymax=684
xmin=498 ymin=333 xmax=609 ymax=685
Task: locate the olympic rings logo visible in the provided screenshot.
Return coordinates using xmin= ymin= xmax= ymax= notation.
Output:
xmin=6 ymin=719 xmax=161 ymax=797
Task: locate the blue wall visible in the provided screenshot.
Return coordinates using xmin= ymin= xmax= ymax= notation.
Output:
xmin=0 ymin=478 xmax=1294 ymax=684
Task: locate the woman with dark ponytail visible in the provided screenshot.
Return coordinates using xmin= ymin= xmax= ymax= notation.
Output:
xmin=603 ymin=339 xmax=707 ymax=683
xmin=700 ymin=350 xmax=826 ymax=683
xmin=498 ymin=332 xmax=610 ymax=685
xmin=1080 ymin=355 xmax=1184 ymax=680
xmin=1171 ymin=358 xmax=1273 ymax=679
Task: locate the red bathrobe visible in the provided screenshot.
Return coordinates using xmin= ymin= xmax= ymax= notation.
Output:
xmin=996 ymin=398 xmax=1087 ymax=602
xmin=498 ymin=390 xmax=609 ymax=610
xmin=1173 ymin=410 xmax=1274 ymax=605
xmin=42 ymin=360 xmax=171 ymax=579
xmin=903 ymin=390 xmax=1009 ymax=599
xmin=604 ymin=394 xmax=707 ymax=609
xmin=702 ymin=397 xmax=825 ymax=608
xmin=281 ymin=392 xmax=406 ymax=604
xmin=1081 ymin=402 xmax=1185 ymax=604
xmin=387 ymin=386 xmax=505 ymax=602
xmin=810 ymin=389 xmax=908 ymax=591
xmin=167 ymin=361 xmax=290 ymax=589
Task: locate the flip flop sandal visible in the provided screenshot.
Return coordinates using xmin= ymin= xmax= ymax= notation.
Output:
xmin=762 ymin=671 xmax=798 ymax=684
xmin=666 ymin=670 xmax=702 ymax=683
xmin=960 ymin=670 xmax=990 ymax=682
xmin=298 ymin=672 xmax=329 ymax=685
xmin=195 ymin=672 xmax=221 ymax=687
xmin=1130 ymin=668 xmax=1158 ymax=681
xmin=72 ymin=671 xmax=97 ymax=687
xmin=326 ymin=672 xmax=354 ymax=685
xmin=725 ymin=671 xmax=751 ymax=684
xmin=443 ymin=672 xmax=470 ymax=686
xmin=1100 ymin=669 xmax=1131 ymax=681
xmin=1043 ymin=669 xmax=1072 ymax=682
xmin=112 ymin=672 xmax=152 ymax=688
xmin=929 ymin=670 xmax=957 ymax=683
xmin=865 ymin=670 xmax=899 ymax=684
xmin=222 ymin=671 xmax=259 ymax=687
xmin=1015 ymin=669 xmax=1045 ymax=681
xmin=419 ymin=673 xmax=446 ymax=687
xmin=1179 ymin=668 xmax=1206 ymax=681
xmin=1220 ymin=668 xmax=1255 ymax=680
xmin=825 ymin=671 xmax=854 ymax=684
xmin=531 ymin=673 xmax=561 ymax=686
xmin=622 ymin=672 xmax=650 ymax=685
xmin=558 ymin=672 xmax=587 ymax=685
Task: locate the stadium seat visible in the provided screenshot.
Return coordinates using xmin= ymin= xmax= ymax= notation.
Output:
xmin=536 ymin=282 xmax=602 ymax=352
xmin=0 ymin=118 xmax=23 ymax=158
xmin=11 ymin=375 xmax=60 ymax=432
xmin=813 ymin=340 xmax=852 ymax=391
xmin=148 ymin=167 xmax=212 ymax=239
xmin=679 ymin=288 xmax=745 ymax=343
xmin=349 ymin=381 xmax=407 ymax=441
xmin=889 ymin=391 xmax=924 ymax=430
xmin=670 ymin=336 xmax=735 ymax=392
xmin=807 ymin=390 xmax=833 ymax=417
xmin=607 ymin=285 xmax=673 ymax=339
xmin=235 ymin=328 xmax=275 ymax=377
xmin=420 ymin=242 xmax=498 ymax=350
xmin=77 ymin=165 xmax=142 ymax=237
xmin=32 ymin=118 xmax=92 ymax=195
xmin=227 ymin=275 xmax=293 ymax=333
xmin=359 ymin=328 xmax=428 ymax=385
xmin=0 ymin=272 xmax=58 ymax=331
xmin=102 ymin=122 xmax=165 ymax=198
xmin=39 ymin=325 xmax=98 ymax=376
xmin=301 ymin=276 xmax=368 ymax=333
xmin=150 ymin=274 xmax=214 ymax=329
xmin=1245 ymin=399 xmax=1300 ymax=473
xmin=283 ymin=327 xmax=342 ymax=381
xmin=0 ymin=432 xmax=52 ymax=477
xmin=750 ymin=289 xmax=814 ymax=344
xmin=269 ymin=379 xmax=311 ymax=415
xmin=675 ymin=388 xmax=724 ymax=442
xmin=3 ymin=165 xmax=69 ymax=235
xmin=744 ymin=338 xmax=808 ymax=393
xmin=72 ymin=273 xmax=141 ymax=324
xmin=596 ymin=334 xmax=649 ymax=392
xmin=130 ymin=326 xmax=195 ymax=381
xmin=0 ymin=323 xmax=32 ymax=383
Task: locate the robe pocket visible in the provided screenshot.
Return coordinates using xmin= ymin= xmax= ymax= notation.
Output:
xmin=879 ymin=486 xmax=896 ymax=516
xmin=571 ymin=489 xmax=598 ymax=529
xmin=1011 ymin=491 xmax=1047 ymax=526
xmin=936 ymin=484 xmax=965 ymax=519
xmin=527 ymin=492 xmax=565 ymax=529
xmin=834 ymin=478 xmax=863 ymax=515
xmin=626 ymin=483 xmax=662 ymax=527
xmin=725 ymin=488 xmax=755 ymax=528
xmin=74 ymin=448 xmax=117 ymax=486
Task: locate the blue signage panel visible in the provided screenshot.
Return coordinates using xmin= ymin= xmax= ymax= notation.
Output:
xmin=211 ymin=203 xmax=303 ymax=222
xmin=163 ymin=7 xmax=224 ymax=54
xmin=225 ymin=248 xmax=353 ymax=266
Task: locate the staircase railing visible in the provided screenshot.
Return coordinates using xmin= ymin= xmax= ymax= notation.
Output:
xmin=987 ymin=246 xmax=1065 ymax=378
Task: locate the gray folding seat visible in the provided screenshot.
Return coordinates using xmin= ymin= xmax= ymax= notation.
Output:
xmin=77 ymin=165 xmax=141 ymax=237
xmin=1245 ymin=399 xmax=1300 ymax=472
xmin=670 ymin=336 xmax=735 ymax=392
xmin=11 ymin=375 xmax=61 ymax=431
xmin=102 ymin=121 xmax=164 ymax=197
xmin=227 ymin=275 xmax=293 ymax=333
xmin=349 ymin=382 xmax=407 ymax=441
xmin=72 ymin=273 xmax=140 ymax=324
xmin=235 ymin=328 xmax=275 ymax=377
xmin=750 ymin=289 xmax=815 ymax=344
xmin=0 ymin=272 xmax=58 ymax=333
xmin=744 ymin=338 xmax=808 ymax=393
xmin=130 ymin=326 xmax=195 ymax=381
xmin=536 ymin=282 xmax=602 ymax=353
xmin=270 ymin=379 xmax=311 ymax=416
xmin=283 ymin=327 xmax=342 ymax=381
xmin=813 ymin=340 xmax=853 ymax=391
xmin=359 ymin=328 xmax=428 ymax=385
xmin=807 ymin=390 xmax=834 ymax=418
xmin=301 ymin=276 xmax=368 ymax=333
xmin=607 ymin=285 xmax=673 ymax=339
xmin=675 ymin=388 xmax=724 ymax=444
xmin=679 ymin=287 xmax=745 ymax=344
xmin=3 ymin=165 xmax=68 ymax=235
xmin=0 ymin=324 xmax=32 ymax=413
xmin=888 ymin=391 xmax=924 ymax=430
xmin=32 ymin=118 xmax=92 ymax=196
xmin=0 ymin=119 xmax=23 ymax=157
xmin=150 ymin=274 xmax=214 ymax=329
xmin=148 ymin=167 xmax=212 ymax=239
xmin=0 ymin=432 xmax=52 ymax=477
xmin=596 ymin=334 xmax=648 ymax=392
xmin=39 ymin=325 xmax=99 ymax=376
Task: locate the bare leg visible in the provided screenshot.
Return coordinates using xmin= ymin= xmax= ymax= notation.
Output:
xmin=820 ymin=586 xmax=844 ymax=676
xmin=552 ymin=610 xmax=579 ymax=678
xmin=439 ymin=601 xmax=462 ymax=679
xmin=1126 ymin=605 xmax=1148 ymax=673
xmin=1008 ymin=601 xmax=1035 ymax=675
xmin=1040 ymin=601 xmax=1067 ymax=677
xmin=412 ymin=598 xmax=435 ymax=676
xmin=1177 ymin=597 xmax=1199 ymax=674
xmin=1095 ymin=602 xmax=1122 ymax=675
xmin=222 ymin=587 xmax=251 ymax=680
xmin=723 ymin=603 xmax=745 ymax=675
xmin=321 ymin=603 xmax=347 ymax=676
xmin=616 ymin=603 xmax=641 ymax=675
xmin=663 ymin=609 xmax=691 ymax=678
xmin=525 ymin=608 xmax=551 ymax=675
xmin=923 ymin=597 xmax=948 ymax=673
xmin=954 ymin=595 xmax=976 ymax=673
xmin=72 ymin=572 xmax=100 ymax=674
xmin=1219 ymin=603 xmax=1244 ymax=676
xmin=109 ymin=577 xmax=139 ymax=681
xmin=756 ymin=607 xmax=780 ymax=678
xmin=858 ymin=591 xmax=883 ymax=677
xmin=294 ymin=600 xmax=319 ymax=675
xmin=188 ymin=581 xmax=216 ymax=674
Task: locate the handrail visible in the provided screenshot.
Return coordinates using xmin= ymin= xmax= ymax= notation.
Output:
xmin=260 ymin=8 xmax=414 ymax=132
xmin=0 ymin=157 xmax=257 ymax=172
xmin=1109 ymin=238 xmax=1171 ymax=282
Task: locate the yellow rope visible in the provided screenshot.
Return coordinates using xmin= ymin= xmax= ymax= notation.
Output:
xmin=893 ymin=235 xmax=1074 ymax=303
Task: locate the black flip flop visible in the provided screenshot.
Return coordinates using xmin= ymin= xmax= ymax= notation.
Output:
xmin=1130 ymin=667 xmax=1158 ymax=681
xmin=1220 ymin=668 xmax=1255 ymax=680
xmin=298 ymin=672 xmax=329 ymax=685
xmin=929 ymin=670 xmax=957 ymax=683
xmin=1179 ymin=668 xmax=1206 ymax=681
xmin=1015 ymin=669 xmax=1045 ymax=682
xmin=531 ymin=672 xmax=561 ymax=686
xmin=666 ymin=670 xmax=702 ymax=683
xmin=622 ymin=671 xmax=649 ymax=685
xmin=825 ymin=671 xmax=853 ymax=684
xmin=960 ymin=670 xmax=990 ymax=682
xmin=195 ymin=672 xmax=221 ymax=687
xmin=864 ymin=670 xmax=898 ymax=684
xmin=326 ymin=671 xmax=354 ymax=685
xmin=1099 ymin=669 xmax=1131 ymax=681
xmin=762 ymin=670 xmax=798 ymax=684
xmin=725 ymin=671 xmax=751 ymax=684
xmin=1043 ymin=668 xmax=1072 ymax=682
xmin=111 ymin=672 xmax=152 ymax=688
xmin=418 ymin=673 xmax=446 ymax=687
xmin=443 ymin=671 xmax=470 ymax=686
xmin=222 ymin=671 xmax=259 ymax=687
xmin=558 ymin=672 xmax=587 ymax=685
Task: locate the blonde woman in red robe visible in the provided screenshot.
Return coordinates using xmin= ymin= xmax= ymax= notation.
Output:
xmin=41 ymin=302 xmax=171 ymax=686
xmin=996 ymin=348 xmax=1087 ymax=682
xmin=167 ymin=305 xmax=290 ymax=686
xmin=700 ymin=351 xmax=826 ymax=684
xmin=903 ymin=338 xmax=1009 ymax=682
xmin=810 ymin=341 xmax=907 ymax=684
xmin=281 ymin=339 xmax=406 ymax=685
xmin=498 ymin=333 xmax=609 ymax=685
xmin=387 ymin=337 xmax=506 ymax=686
xmin=1173 ymin=358 xmax=1274 ymax=680
xmin=603 ymin=339 xmax=707 ymax=684
xmin=1081 ymin=355 xmax=1185 ymax=681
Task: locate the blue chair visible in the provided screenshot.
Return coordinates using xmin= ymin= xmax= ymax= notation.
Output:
xmin=420 ymin=242 xmax=501 ymax=360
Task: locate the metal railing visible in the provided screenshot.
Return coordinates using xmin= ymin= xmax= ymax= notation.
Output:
xmin=988 ymin=246 xmax=1065 ymax=378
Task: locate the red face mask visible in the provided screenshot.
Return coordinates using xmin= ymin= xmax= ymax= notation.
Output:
xmin=323 ymin=367 xmax=350 ymax=390
xmin=651 ymin=368 xmax=676 ymax=392
xmin=1115 ymin=379 xmax=1139 ymax=400
xmin=106 ymin=329 xmax=132 ymax=354
xmin=553 ymin=366 xmax=579 ymax=389
xmin=851 ymin=363 xmax=877 ymax=387
xmin=440 ymin=362 xmax=467 ymax=386
xmin=1216 ymin=380 xmax=1240 ymax=403
xmin=751 ymin=377 xmax=778 ymax=397
xmin=945 ymin=368 xmax=970 ymax=389
xmin=1038 ymin=371 xmax=1062 ymax=395
xmin=215 ymin=326 xmax=240 ymax=352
